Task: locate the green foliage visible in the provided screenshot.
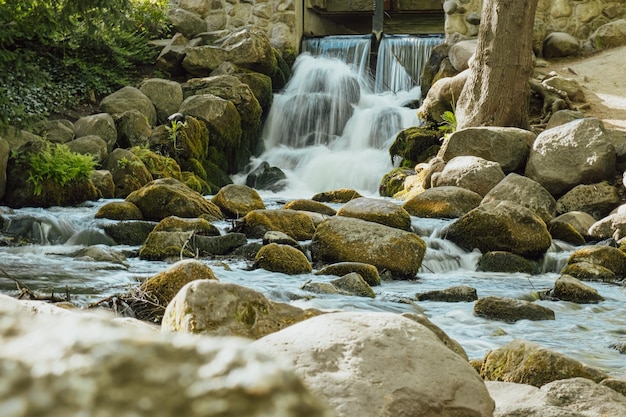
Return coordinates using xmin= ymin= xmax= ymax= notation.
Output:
xmin=0 ymin=0 xmax=172 ymax=129
xmin=438 ymin=110 xmax=457 ymax=134
xmin=165 ymin=120 xmax=186 ymax=150
xmin=24 ymin=143 xmax=96 ymax=195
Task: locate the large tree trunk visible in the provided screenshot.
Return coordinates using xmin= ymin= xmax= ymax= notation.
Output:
xmin=455 ymin=0 xmax=539 ymax=130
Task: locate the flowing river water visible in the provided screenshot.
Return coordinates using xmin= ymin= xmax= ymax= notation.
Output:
xmin=1 ymin=36 xmax=625 ymax=378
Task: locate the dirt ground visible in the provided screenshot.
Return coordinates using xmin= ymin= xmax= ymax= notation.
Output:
xmin=539 ymin=45 xmax=626 ymax=131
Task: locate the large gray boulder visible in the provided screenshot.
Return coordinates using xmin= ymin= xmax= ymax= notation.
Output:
xmin=439 ymin=127 xmax=533 ymax=173
xmin=253 ymin=312 xmax=495 ymax=417
xmin=542 ymin=31 xmax=581 ymax=58
xmin=73 ymin=113 xmax=117 ymax=150
xmin=432 ymin=155 xmax=506 ymax=197
xmin=482 ymin=173 xmax=556 ymax=223
xmin=100 ymin=86 xmax=158 ymax=127
xmin=168 ymin=7 xmax=207 ymax=39
xmin=139 ymin=78 xmax=184 ymax=124
xmin=524 ymin=118 xmax=616 ymax=197
xmin=592 ymin=18 xmax=626 ymax=49
xmin=65 ymin=135 xmax=108 ymax=163
xmin=0 ymin=295 xmax=332 ymax=417
xmin=445 ymin=200 xmax=552 ymax=258
xmin=555 ymin=182 xmax=620 ymax=219
xmin=311 ymin=216 xmax=426 ymax=279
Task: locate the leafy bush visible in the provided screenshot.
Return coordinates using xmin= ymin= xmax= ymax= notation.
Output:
xmin=0 ymin=0 xmax=172 ymax=129
xmin=25 ymin=143 xmax=97 ymax=195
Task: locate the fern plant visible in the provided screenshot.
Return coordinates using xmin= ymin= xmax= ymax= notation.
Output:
xmin=26 ymin=143 xmax=96 ymax=195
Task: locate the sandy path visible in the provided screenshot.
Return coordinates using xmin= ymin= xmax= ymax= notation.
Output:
xmin=541 ymin=45 xmax=626 ymax=131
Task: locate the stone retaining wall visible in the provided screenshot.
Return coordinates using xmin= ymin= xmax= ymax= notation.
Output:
xmin=171 ymin=0 xmax=626 ymax=52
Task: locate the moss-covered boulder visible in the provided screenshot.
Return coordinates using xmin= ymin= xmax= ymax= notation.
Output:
xmin=311 ymin=216 xmax=426 ymax=279
xmin=131 ymin=146 xmax=182 ymax=181
xmin=162 ymin=280 xmax=319 ymax=339
xmin=445 ymin=200 xmax=552 ymax=258
xmin=179 ymin=94 xmax=242 ymax=173
xmin=473 ymin=296 xmax=555 ymax=322
xmin=330 ymin=273 xmax=375 ymax=298
xmin=126 ymin=178 xmax=223 ymax=222
xmin=477 ymin=251 xmax=538 ymax=274
xmin=3 ymin=141 xmax=99 ymax=208
xmin=95 ymin=201 xmax=143 ymax=220
xmin=282 ymin=199 xmax=337 ymax=216
xmin=560 ymin=261 xmax=618 ymax=282
xmin=90 ymin=169 xmax=115 ymax=199
xmin=479 ymin=339 xmax=608 ymax=387
xmin=389 ymin=126 xmax=441 ymax=166
xmin=379 ymin=167 xmax=415 ymax=198
xmin=182 ymin=75 xmax=262 ymax=170
xmin=311 ymin=188 xmax=362 ymax=203
xmin=402 ymin=185 xmax=482 ymax=219
xmin=234 ymin=209 xmax=316 ymax=240
xmin=101 ymin=148 xmax=153 ymax=199
xmin=547 ymin=220 xmax=587 ymax=246
xmin=254 ymin=243 xmax=312 ymax=275
xmin=565 ymin=245 xmax=626 ymax=279
xmin=150 ymin=116 xmax=209 ymax=163
xmin=211 ymin=184 xmax=265 ymax=218
xmin=315 ymin=262 xmax=381 ymax=286
xmin=152 ymin=215 xmax=221 ymax=236
xmin=552 ymin=274 xmax=604 ymax=303
xmin=133 ymin=259 xmax=219 ymax=322
xmin=336 ymin=197 xmax=412 ymax=231
xmin=100 ymin=86 xmax=157 ymax=126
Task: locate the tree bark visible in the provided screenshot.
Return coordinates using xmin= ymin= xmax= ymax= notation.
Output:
xmin=455 ymin=0 xmax=539 ymax=130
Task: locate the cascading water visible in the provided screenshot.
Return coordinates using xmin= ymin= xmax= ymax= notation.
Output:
xmin=374 ymin=34 xmax=444 ymax=94
xmin=240 ymin=34 xmax=442 ymax=196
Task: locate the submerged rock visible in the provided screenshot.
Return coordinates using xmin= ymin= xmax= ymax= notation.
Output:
xmin=474 ymin=296 xmax=555 ymax=322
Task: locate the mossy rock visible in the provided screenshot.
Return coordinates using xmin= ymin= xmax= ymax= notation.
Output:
xmin=211 ymin=184 xmax=265 ymax=218
xmin=566 ymin=245 xmax=626 ymax=278
xmin=236 ymin=70 xmax=273 ymax=117
xmin=103 ymin=220 xmax=156 ymax=246
xmin=101 ymin=148 xmax=153 ymax=199
xmin=126 ymin=177 xmax=223 ymax=221
xmin=445 ymin=201 xmax=552 ymax=259
xmin=139 ymin=231 xmax=197 ymax=260
xmin=181 ymin=171 xmax=211 ymax=195
xmin=480 ymin=339 xmax=608 ymax=387
xmin=311 ymin=188 xmax=362 ymax=203
xmin=235 ymin=209 xmax=316 ymax=240
xmin=474 ymin=296 xmax=555 ymax=322
xmin=152 ymin=215 xmax=221 ymax=236
xmin=548 ymin=220 xmax=586 ymax=246
xmin=131 ymin=146 xmax=182 ymax=181
xmin=402 ymin=186 xmax=482 ymax=219
xmin=552 ymin=274 xmax=604 ymax=303
xmin=417 ymin=285 xmax=478 ymax=302
xmin=202 ymin=159 xmax=234 ymax=193
xmin=254 ymin=243 xmax=312 ymax=275
xmin=133 ymin=259 xmax=218 ymax=322
xmin=336 ymin=197 xmax=412 ymax=231
xmin=316 ymin=262 xmax=381 ymax=286
xmin=282 ymin=199 xmax=337 ymax=216
xmin=389 ymin=126 xmax=441 ymax=166
xmin=560 ymin=261 xmax=617 ymax=282
xmin=379 ymin=168 xmax=414 ymax=198
xmin=311 ymin=216 xmax=426 ymax=279
xmin=95 ymin=201 xmax=143 ymax=220
xmin=477 ymin=251 xmax=539 ymax=274
xmin=330 ymin=273 xmax=375 ymax=298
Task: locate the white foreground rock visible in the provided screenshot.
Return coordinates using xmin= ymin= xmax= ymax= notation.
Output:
xmin=253 ymin=311 xmax=495 ymax=417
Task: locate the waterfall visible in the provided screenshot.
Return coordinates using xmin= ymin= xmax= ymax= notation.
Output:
xmin=375 ymin=34 xmax=445 ymax=94
xmin=241 ymin=34 xmax=442 ymax=197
